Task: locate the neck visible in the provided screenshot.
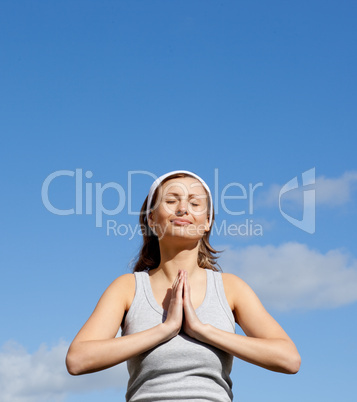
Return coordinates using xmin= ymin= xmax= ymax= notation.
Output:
xmin=155 ymin=239 xmax=201 ymax=282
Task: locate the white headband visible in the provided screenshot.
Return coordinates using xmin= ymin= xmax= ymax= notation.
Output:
xmin=146 ymin=170 xmax=213 ymax=228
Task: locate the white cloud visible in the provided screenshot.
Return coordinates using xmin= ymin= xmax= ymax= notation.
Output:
xmin=257 ymin=183 xmax=282 ymax=208
xmin=258 ymin=170 xmax=357 ymax=208
xmin=315 ymin=171 xmax=357 ymax=206
xmin=219 ymin=242 xmax=357 ymax=311
xmin=0 ymin=339 xmax=128 ymax=402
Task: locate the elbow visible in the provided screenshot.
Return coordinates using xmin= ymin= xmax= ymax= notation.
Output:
xmin=277 ymin=339 xmax=301 ymax=374
xmin=284 ymin=351 xmax=301 ymax=375
xmin=291 ymin=352 xmax=302 ymax=374
xmin=66 ymin=346 xmax=85 ymax=376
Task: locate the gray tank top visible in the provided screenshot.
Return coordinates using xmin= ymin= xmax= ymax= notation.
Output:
xmin=121 ymin=269 xmax=235 ymax=402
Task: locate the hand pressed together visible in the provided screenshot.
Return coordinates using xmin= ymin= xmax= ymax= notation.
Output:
xmin=164 ymin=270 xmax=205 ymax=340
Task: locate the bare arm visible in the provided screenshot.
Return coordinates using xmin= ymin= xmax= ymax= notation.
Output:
xmin=66 ymin=273 xmax=184 ymax=375
xmin=182 ymin=272 xmax=301 ymax=374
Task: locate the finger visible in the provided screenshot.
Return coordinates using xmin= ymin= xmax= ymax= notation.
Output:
xmin=172 ymin=276 xmax=179 ymax=290
xmin=183 ymin=272 xmax=190 ymax=296
xmin=171 ymin=273 xmax=184 ymax=300
xmin=176 ymin=273 xmax=184 ymax=299
xmin=172 ymin=271 xmax=181 ymax=291
xmin=183 ymin=277 xmax=194 ymax=311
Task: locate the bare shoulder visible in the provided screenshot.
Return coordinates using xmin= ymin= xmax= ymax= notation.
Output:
xmin=71 ymin=273 xmax=136 ymax=343
xmin=222 ymin=272 xmax=289 ymax=339
xmin=221 ymin=273 xmax=266 ymax=318
xmin=107 ymin=273 xmax=136 ymax=310
xmin=112 ymin=273 xmax=135 ymax=287
xmin=221 ymin=272 xmax=246 ymax=288
xmin=221 ymin=273 xmax=250 ymax=308
xmin=221 ymin=272 xmax=258 ymax=295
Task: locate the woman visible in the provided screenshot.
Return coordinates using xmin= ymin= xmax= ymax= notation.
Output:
xmin=66 ymin=170 xmax=301 ymax=401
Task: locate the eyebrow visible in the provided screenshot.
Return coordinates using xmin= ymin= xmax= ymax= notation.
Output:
xmin=164 ymin=192 xmax=207 ymax=198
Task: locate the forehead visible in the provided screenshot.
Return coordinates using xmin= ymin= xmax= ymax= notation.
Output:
xmin=159 ymin=177 xmax=207 ymax=196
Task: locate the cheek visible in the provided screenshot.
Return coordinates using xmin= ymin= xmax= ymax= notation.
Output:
xmin=187 ymin=200 xmax=208 ymax=215
xmin=188 ymin=206 xmax=208 ymax=220
xmin=162 ymin=204 xmax=176 ymax=215
xmin=154 ymin=204 xmax=172 ymax=220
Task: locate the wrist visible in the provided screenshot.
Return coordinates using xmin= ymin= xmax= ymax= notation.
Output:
xmin=199 ymin=323 xmax=212 ymax=341
xmin=186 ymin=322 xmax=209 ymax=342
xmin=160 ymin=322 xmax=180 ymax=341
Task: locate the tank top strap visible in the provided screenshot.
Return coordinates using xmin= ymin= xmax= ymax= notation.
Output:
xmin=204 ymin=269 xmax=219 ymax=303
xmin=132 ymin=271 xmax=151 ymax=308
xmin=140 ymin=269 xmax=166 ymax=316
xmin=133 ymin=270 xmax=145 ymax=297
xmin=207 ymin=270 xmax=236 ymax=331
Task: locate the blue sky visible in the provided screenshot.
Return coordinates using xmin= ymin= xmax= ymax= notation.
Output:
xmin=1 ymin=1 xmax=356 ymax=401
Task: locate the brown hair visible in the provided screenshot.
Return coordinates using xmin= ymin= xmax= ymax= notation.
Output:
xmin=132 ymin=173 xmax=222 ymax=272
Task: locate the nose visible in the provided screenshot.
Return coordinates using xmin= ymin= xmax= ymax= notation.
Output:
xmin=176 ymin=199 xmax=188 ymax=216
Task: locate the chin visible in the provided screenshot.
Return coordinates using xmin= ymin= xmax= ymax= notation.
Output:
xmin=162 ymin=230 xmax=203 ymax=242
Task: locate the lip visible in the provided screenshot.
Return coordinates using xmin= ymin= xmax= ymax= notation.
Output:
xmin=170 ymin=218 xmax=192 ymax=225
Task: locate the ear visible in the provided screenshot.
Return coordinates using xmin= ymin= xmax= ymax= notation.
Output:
xmin=204 ymin=216 xmax=210 ymax=233
xmin=148 ymin=211 xmax=155 ymax=228
xmin=148 ymin=211 xmax=158 ymax=236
